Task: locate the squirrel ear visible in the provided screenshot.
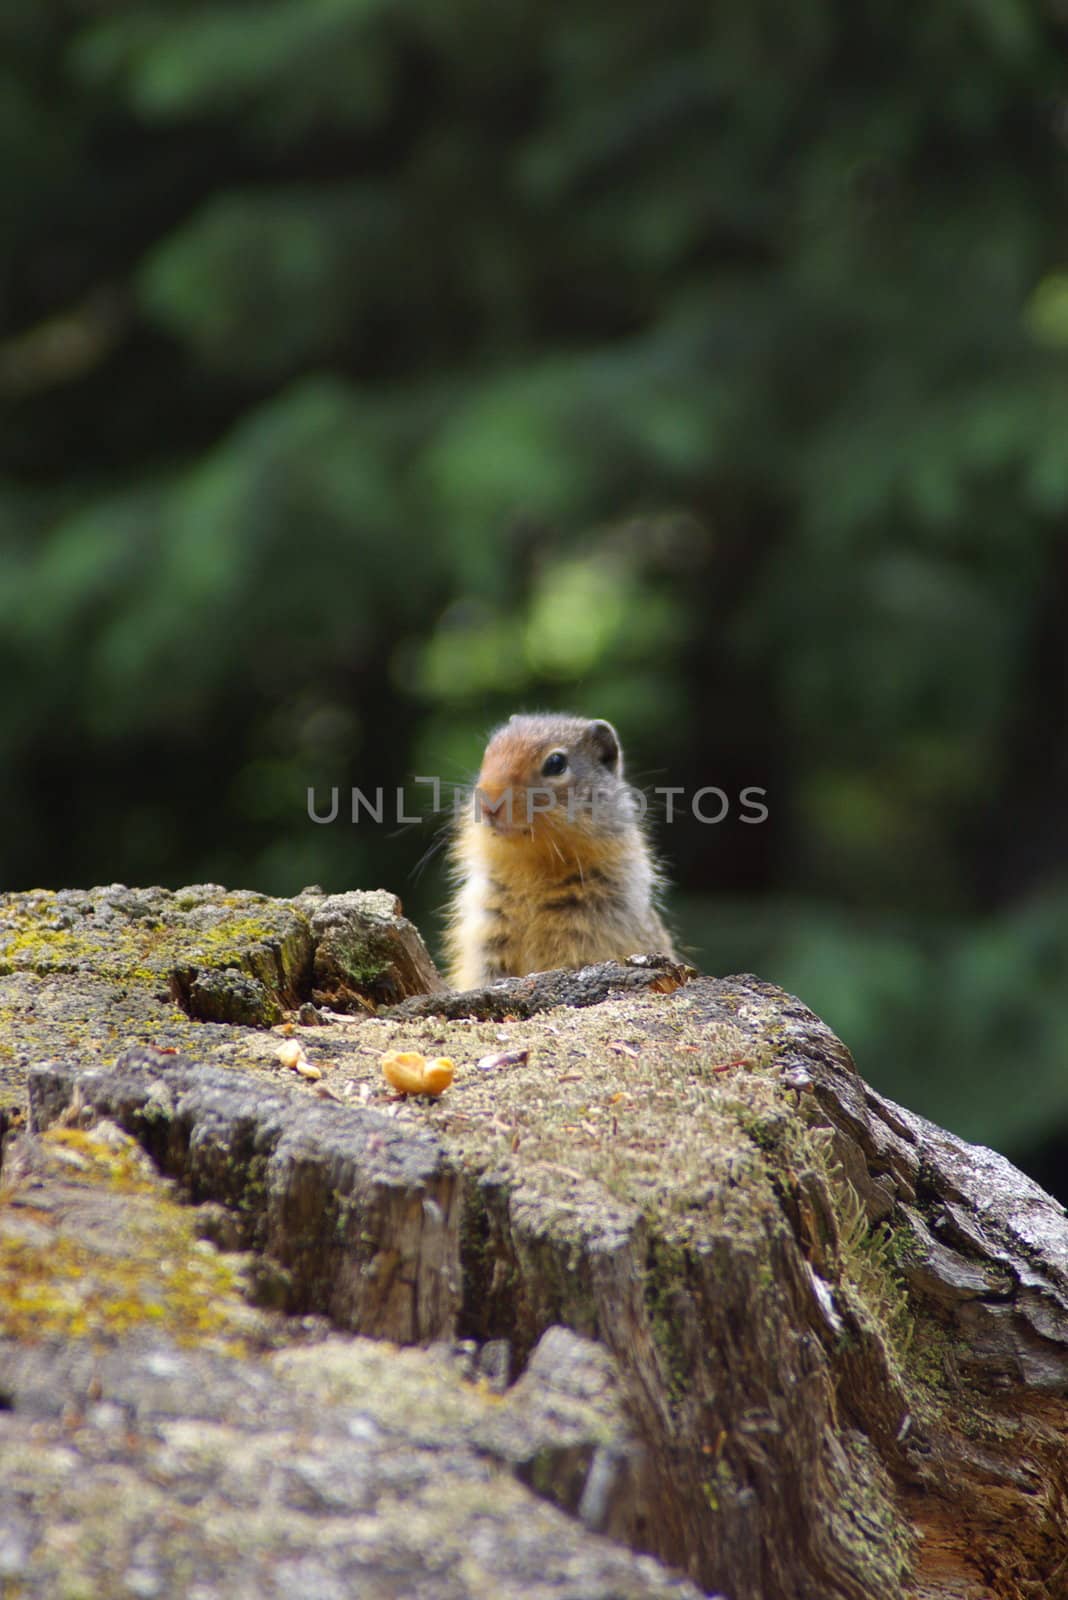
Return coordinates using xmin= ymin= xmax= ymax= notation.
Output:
xmin=588 ymin=719 xmax=621 ymax=773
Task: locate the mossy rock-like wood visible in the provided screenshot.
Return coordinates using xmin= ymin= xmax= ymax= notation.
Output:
xmin=0 ymin=1120 xmax=699 ymax=1600
xmin=0 ymin=882 xmax=443 ymax=1035
xmin=2 ymin=885 xmax=1067 ymax=1599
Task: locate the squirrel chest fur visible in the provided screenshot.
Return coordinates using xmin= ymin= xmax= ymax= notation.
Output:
xmin=445 ymin=713 xmax=676 ymax=989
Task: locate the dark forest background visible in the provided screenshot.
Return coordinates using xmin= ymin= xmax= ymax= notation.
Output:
xmin=2 ymin=2 xmax=1067 ymax=1192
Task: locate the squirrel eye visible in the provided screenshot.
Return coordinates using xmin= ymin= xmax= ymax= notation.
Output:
xmin=541 ymin=751 xmax=568 ymax=778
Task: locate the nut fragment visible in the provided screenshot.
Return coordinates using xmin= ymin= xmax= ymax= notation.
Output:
xmin=276 ymin=1039 xmax=323 ymax=1080
xmin=381 ymin=1050 xmax=455 ymax=1097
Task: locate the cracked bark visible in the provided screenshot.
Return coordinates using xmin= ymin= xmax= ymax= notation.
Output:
xmin=2 ymin=888 xmax=1066 ymax=1599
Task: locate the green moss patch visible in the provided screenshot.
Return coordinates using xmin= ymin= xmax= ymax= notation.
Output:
xmin=0 ymin=887 xmax=314 ymax=1027
xmin=0 ymin=1124 xmax=267 ymax=1351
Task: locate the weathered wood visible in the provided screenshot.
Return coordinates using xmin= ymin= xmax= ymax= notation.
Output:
xmin=294 ymin=886 xmax=448 ymax=1007
xmin=3 ymin=888 xmax=1067 ymax=1599
xmin=30 ymin=1046 xmax=461 ymax=1343
xmin=388 ymin=952 xmax=696 ymax=1020
xmin=0 ymin=1120 xmax=700 ymax=1600
xmin=0 ymin=882 xmax=444 ymax=1037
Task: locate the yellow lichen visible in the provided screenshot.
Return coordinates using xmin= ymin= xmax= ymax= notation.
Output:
xmin=0 ymin=1126 xmax=258 ymax=1353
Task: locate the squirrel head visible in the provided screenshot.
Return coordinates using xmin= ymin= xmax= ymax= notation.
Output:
xmin=473 ymin=713 xmax=633 ymax=839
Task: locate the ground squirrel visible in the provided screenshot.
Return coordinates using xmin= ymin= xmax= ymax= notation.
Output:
xmin=445 ymin=712 xmax=677 ymax=989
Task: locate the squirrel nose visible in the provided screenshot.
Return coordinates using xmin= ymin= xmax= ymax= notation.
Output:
xmin=475 ymin=785 xmax=510 ymax=824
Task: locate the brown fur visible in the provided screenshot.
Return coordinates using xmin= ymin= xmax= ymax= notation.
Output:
xmin=445 ymin=713 xmax=676 ymax=988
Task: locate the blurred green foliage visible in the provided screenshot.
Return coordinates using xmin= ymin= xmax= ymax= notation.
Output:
xmin=1 ymin=0 xmax=1067 ymax=1179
